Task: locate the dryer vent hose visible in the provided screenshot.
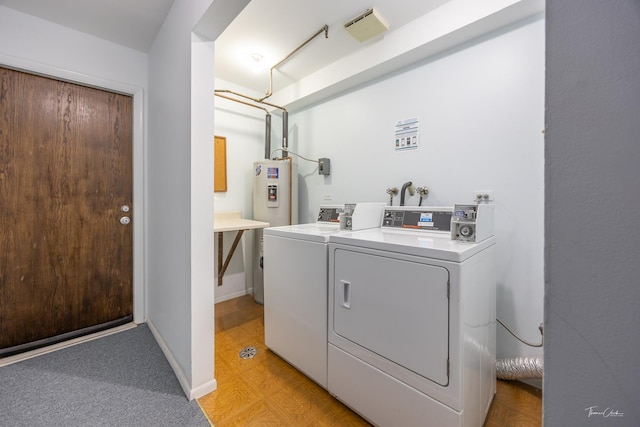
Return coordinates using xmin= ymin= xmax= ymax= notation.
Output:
xmin=496 ymin=356 xmax=543 ymax=380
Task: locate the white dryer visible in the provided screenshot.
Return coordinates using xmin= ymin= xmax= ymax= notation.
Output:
xmin=327 ymin=206 xmax=496 ymax=427
xmin=263 ymin=203 xmax=383 ymax=388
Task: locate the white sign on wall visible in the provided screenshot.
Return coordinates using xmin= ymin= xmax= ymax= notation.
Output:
xmin=395 ymin=117 xmax=419 ymax=151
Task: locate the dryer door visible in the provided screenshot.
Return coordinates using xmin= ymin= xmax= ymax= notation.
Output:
xmin=332 ymin=247 xmax=450 ymax=386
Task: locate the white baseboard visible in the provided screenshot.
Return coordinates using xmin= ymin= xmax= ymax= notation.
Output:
xmin=146 ymin=320 xmax=216 ymax=400
xmin=214 ymin=288 xmax=248 ymax=304
xmin=190 ymin=377 xmax=218 ymax=400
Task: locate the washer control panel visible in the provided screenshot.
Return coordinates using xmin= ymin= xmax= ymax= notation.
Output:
xmin=381 ymin=207 xmax=453 ymax=232
xmin=451 ymin=204 xmax=495 ymax=242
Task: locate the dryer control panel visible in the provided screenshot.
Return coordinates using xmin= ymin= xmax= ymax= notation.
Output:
xmin=381 ymin=207 xmax=453 ymax=232
xmin=317 ymin=205 xmax=343 ymax=223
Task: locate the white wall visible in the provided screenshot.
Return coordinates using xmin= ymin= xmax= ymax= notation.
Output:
xmin=146 ymin=0 xmax=217 ymax=399
xmin=0 ymin=7 xmax=147 ymax=86
xmin=0 ymin=6 xmax=147 ymax=327
xmin=219 ymin=16 xmax=545 ymax=364
xmin=147 ymin=0 xmax=250 ymax=400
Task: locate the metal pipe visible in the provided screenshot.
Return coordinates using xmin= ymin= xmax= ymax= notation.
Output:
xmin=416 ymin=187 xmax=429 ymax=206
xmin=215 ymin=25 xmax=328 ymax=160
xmin=215 ymin=89 xmax=287 ymax=158
xmin=214 ymin=92 xmax=270 ymax=113
xmin=282 ymin=110 xmax=288 ymax=158
xmin=400 ymin=181 xmax=414 ymax=206
xmin=288 ymin=157 xmax=293 ymax=224
xmin=215 ymin=89 xmax=286 ymax=113
xmin=215 ymin=92 xmax=272 ymax=159
xmin=265 ymin=114 xmax=271 ymax=159
xmin=214 ymin=24 xmax=328 ymax=157
xmin=258 ymin=25 xmax=329 ymax=102
xmin=386 ymin=187 xmax=398 ymax=206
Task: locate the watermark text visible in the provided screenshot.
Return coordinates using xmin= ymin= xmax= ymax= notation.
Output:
xmin=585 ymin=406 xmax=624 ymax=418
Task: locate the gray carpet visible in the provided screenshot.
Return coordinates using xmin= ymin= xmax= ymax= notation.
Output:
xmin=0 ymin=324 xmax=210 ymax=427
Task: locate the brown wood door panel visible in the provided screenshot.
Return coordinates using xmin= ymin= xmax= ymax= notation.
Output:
xmin=0 ymin=67 xmax=133 ymax=350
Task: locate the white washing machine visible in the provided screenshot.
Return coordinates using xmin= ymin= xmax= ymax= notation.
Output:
xmin=327 ymin=206 xmax=496 ymax=427
xmin=263 ymin=203 xmax=383 ymax=389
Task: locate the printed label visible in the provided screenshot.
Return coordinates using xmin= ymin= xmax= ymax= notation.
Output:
xmin=267 ymin=167 xmax=279 ymax=179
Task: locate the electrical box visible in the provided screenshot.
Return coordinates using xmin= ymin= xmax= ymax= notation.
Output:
xmin=319 ymin=158 xmax=331 ymax=175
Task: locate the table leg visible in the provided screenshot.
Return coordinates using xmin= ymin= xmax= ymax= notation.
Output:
xmin=217 ymin=229 xmax=245 ymax=286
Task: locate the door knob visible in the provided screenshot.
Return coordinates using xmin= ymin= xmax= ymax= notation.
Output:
xmin=120 ymin=216 xmax=131 ymax=225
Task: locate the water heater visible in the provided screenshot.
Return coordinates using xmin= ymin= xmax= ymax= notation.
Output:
xmin=253 ymin=159 xmax=298 ymax=303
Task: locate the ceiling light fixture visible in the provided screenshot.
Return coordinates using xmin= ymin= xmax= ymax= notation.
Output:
xmin=248 ymin=52 xmax=265 ymax=74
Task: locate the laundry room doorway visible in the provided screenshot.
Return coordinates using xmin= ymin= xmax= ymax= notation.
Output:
xmin=0 ymin=66 xmax=134 ymax=356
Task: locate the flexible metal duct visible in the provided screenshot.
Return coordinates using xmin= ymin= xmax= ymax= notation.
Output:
xmin=496 ymin=356 xmax=543 ymax=380
xmin=495 ymin=319 xmax=543 ymax=380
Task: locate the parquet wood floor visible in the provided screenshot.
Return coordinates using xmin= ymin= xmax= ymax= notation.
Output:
xmin=198 ymin=295 xmax=542 ymax=426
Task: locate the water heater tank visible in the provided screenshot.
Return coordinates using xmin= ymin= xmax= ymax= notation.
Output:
xmin=253 ymin=159 xmax=298 ymax=226
xmin=253 ymin=159 xmax=298 ymax=304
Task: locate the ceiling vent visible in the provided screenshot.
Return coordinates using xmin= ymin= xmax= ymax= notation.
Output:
xmin=344 ymin=8 xmax=389 ymax=43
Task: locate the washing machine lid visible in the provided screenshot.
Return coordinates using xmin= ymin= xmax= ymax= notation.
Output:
xmin=264 ymin=223 xmax=342 ymax=242
xmin=329 ymin=228 xmax=495 ymax=262
xmin=264 ymin=205 xmax=345 ymax=242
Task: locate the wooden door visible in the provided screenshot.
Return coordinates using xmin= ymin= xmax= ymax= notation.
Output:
xmin=0 ymin=67 xmax=133 ymax=356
